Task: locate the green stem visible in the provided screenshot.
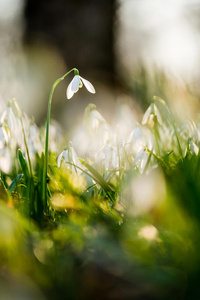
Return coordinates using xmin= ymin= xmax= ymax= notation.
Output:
xmin=13 ymin=99 xmax=33 ymax=178
xmin=154 ymin=121 xmax=160 ymax=156
xmin=13 ymin=99 xmax=36 ymax=216
xmin=0 ymin=171 xmax=7 ymax=191
xmin=42 ymin=68 xmax=77 ymax=212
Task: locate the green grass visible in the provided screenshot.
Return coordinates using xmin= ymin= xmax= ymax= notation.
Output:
xmin=0 ymin=93 xmax=200 ymax=299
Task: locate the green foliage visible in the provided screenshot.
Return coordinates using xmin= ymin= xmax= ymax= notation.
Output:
xmin=1 ymin=97 xmax=200 ymax=298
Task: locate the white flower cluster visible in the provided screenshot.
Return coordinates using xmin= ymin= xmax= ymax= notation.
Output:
xmin=0 ymin=100 xmax=63 ymax=174
xmin=0 ymin=98 xmax=199 ymax=180
xmin=57 ymin=100 xmax=200 ymax=177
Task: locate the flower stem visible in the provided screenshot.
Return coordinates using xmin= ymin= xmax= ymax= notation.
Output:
xmin=42 ymin=68 xmax=77 ymax=212
xmin=13 ymin=99 xmax=33 ymax=178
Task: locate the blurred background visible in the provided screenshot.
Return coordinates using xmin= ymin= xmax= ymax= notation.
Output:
xmin=0 ymin=0 xmax=200 ymax=127
xmin=1 ymin=2 xmax=200 ymax=299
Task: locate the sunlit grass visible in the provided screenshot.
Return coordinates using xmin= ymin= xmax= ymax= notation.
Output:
xmin=0 ymin=76 xmax=200 ymax=299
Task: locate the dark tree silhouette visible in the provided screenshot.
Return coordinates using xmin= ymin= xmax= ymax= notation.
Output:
xmin=24 ymin=0 xmax=117 ymax=84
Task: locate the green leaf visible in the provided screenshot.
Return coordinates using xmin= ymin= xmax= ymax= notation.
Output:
xmin=18 ymin=149 xmax=30 ymax=180
xmin=79 ymin=158 xmax=115 ymax=201
xmin=8 ymin=174 xmax=23 ymax=193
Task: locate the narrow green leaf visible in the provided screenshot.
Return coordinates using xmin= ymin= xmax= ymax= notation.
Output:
xmin=18 ymin=149 xmax=29 ymax=180
xmin=79 ymin=158 xmax=113 ymax=194
xmin=8 ymin=174 xmax=23 ymax=193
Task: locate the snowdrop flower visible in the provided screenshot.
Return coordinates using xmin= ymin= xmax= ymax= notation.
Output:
xmin=134 ymin=149 xmax=149 ymax=174
xmin=104 ymin=144 xmax=119 ymax=171
xmin=127 ymin=125 xmax=153 ymax=155
xmin=1 ymin=106 xmax=17 ymax=132
xmin=95 ymin=141 xmax=118 ymax=171
xmin=27 ymin=122 xmax=43 ymax=162
xmin=180 ymin=121 xmax=197 ymax=141
xmin=184 ymin=139 xmax=199 ymax=157
xmin=1 ymin=103 xmax=22 ymax=147
xmin=0 ymin=123 xmax=8 ymax=149
xmin=84 ymin=104 xmax=107 ymax=132
xmin=142 ymin=103 xmax=162 ymax=126
xmin=127 ymin=126 xmax=145 ymax=155
xmin=89 ymin=106 xmax=106 ymax=131
xmin=189 ymin=140 xmax=199 ymax=155
xmin=57 ymin=141 xmax=82 ymax=174
xmin=0 ymin=147 xmax=12 ymax=174
xmin=66 ymin=70 xmax=95 ymax=99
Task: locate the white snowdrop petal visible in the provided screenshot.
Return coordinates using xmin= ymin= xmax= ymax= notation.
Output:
xmin=92 ymin=110 xmax=105 ymax=122
xmin=0 ymin=111 xmax=6 ymax=125
xmin=80 ymin=76 xmax=96 ymax=94
xmin=142 ymin=106 xmax=151 ymax=125
xmin=71 ymin=147 xmax=79 ymax=165
xmin=154 ymin=104 xmax=162 ymax=124
xmin=189 ymin=140 xmax=199 ymax=155
xmin=112 ymin=148 xmax=118 ymax=168
xmin=57 ymin=150 xmax=69 ymax=167
xmin=0 ymin=126 xmax=8 ymax=146
xmin=133 ymin=127 xmax=143 ymax=140
xmin=7 ymin=107 xmax=17 ymax=131
xmin=0 ymin=148 xmax=12 ymax=174
xmin=90 ymin=110 xmax=106 ymax=130
xmin=134 ymin=150 xmax=144 ymax=164
xmin=66 ymin=80 xmax=74 ymax=99
xmin=62 ymin=150 xmax=69 ymax=162
xmin=57 ymin=152 xmax=63 ymax=168
xmin=71 ymin=75 xmax=80 ymax=93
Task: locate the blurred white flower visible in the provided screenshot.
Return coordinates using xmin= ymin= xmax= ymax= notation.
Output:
xmin=105 ymin=144 xmax=119 ymax=171
xmin=57 ymin=142 xmax=82 ymax=174
xmin=138 ymin=225 xmax=158 ymax=241
xmin=125 ymin=169 xmax=166 ymax=216
xmin=67 ymin=75 xmax=95 ymax=99
xmin=95 ymin=141 xmax=119 ymax=171
xmin=127 ymin=125 xmax=153 ymax=155
xmin=127 ymin=126 xmax=144 ymax=154
xmin=27 ymin=122 xmax=43 ymax=163
xmin=57 ymin=150 xmax=70 ymax=168
xmin=111 ymin=147 xmax=118 ymax=169
xmin=142 ymin=103 xmax=162 ymax=126
xmin=0 ymin=147 xmax=12 ymax=174
xmin=180 ymin=121 xmax=197 ymax=140
xmin=179 ymin=121 xmax=199 ymax=157
xmin=1 ymin=106 xmax=17 ymax=132
xmin=134 ymin=149 xmax=149 ymax=174
xmin=1 ymin=104 xmax=23 ymax=148
xmin=0 ymin=123 xmax=8 ymax=149
xmin=188 ymin=140 xmax=199 ymax=156
xmin=90 ymin=109 xmax=106 ymax=131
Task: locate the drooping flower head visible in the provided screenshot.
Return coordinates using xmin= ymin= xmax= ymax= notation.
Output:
xmin=67 ymin=69 xmax=96 ymax=99
xmin=57 ymin=141 xmax=83 ymax=174
xmin=142 ymin=103 xmax=162 ymax=126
